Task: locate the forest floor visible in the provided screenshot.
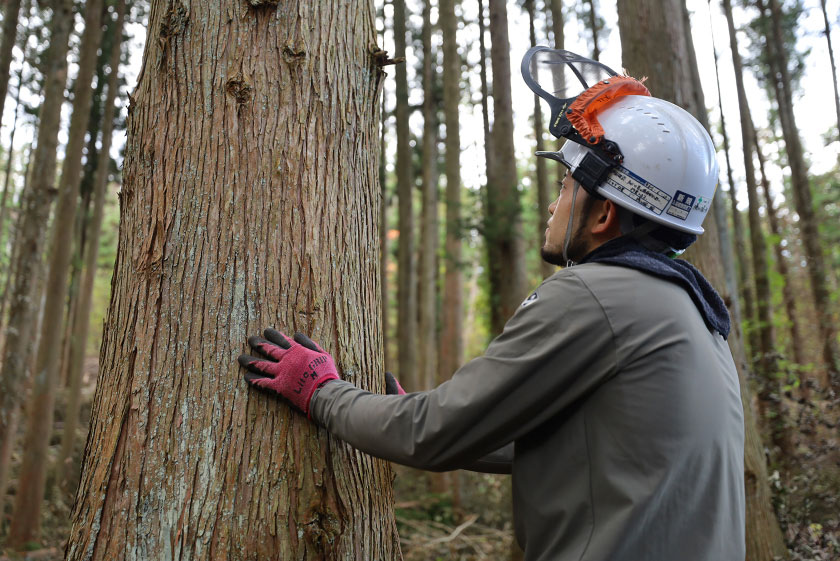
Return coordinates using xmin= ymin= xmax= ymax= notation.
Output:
xmin=0 ymin=359 xmax=838 ymax=560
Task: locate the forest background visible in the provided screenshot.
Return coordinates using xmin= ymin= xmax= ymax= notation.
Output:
xmin=0 ymin=0 xmax=838 ymax=559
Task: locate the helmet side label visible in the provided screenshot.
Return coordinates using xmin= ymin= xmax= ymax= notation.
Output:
xmin=665 ymin=190 xmax=696 ymax=221
xmin=605 ymin=165 xmax=671 ymax=215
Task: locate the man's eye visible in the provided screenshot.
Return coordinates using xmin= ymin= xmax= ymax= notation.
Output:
xmin=556 ymin=180 xmax=565 ymax=193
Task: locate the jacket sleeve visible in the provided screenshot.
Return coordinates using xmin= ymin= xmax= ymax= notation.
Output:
xmin=310 ymin=271 xmax=618 ymax=472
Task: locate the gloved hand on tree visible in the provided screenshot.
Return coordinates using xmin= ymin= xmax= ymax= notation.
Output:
xmin=238 ymin=328 xmax=340 ymax=417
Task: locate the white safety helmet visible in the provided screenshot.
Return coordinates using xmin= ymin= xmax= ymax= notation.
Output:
xmin=552 ymin=96 xmax=718 ymax=234
xmin=521 ymin=46 xmax=719 ymax=235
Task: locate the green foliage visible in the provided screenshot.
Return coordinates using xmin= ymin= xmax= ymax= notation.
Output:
xmin=739 ymin=0 xmax=809 ymax=96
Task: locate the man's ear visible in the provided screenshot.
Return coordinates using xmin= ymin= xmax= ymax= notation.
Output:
xmin=590 ymin=199 xmax=622 ymax=237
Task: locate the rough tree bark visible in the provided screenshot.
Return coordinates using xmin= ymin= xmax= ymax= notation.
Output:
xmin=616 ymin=0 xmax=788 ymax=557
xmin=418 ymin=0 xmax=439 ymax=393
xmin=8 ymin=0 xmax=106 ymax=544
xmin=486 ymin=0 xmax=527 ymax=336
xmin=66 ymin=1 xmax=401 ymax=559
xmin=526 ymin=0 xmax=554 ymax=281
xmin=760 ymin=0 xmax=840 ymax=380
xmin=57 ymin=0 xmax=128 ymax=493
xmin=394 ymin=0 xmax=417 ymax=390
xmin=0 ymin=0 xmax=74 ymax=527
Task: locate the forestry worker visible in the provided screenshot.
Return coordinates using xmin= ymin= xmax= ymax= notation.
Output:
xmin=238 ymin=47 xmax=746 ymax=561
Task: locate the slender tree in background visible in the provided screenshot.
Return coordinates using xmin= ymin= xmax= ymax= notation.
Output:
xmin=720 ymin=0 xmax=774 ymax=379
xmin=419 ymin=0 xmax=439 ymax=392
xmin=56 ymin=0 xmax=128 ymax=493
xmin=819 ymin=0 xmax=840 ymax=143
xmin=759 ymin=0 xmax=840 ymax=381
xmin=394 ymin=0 xmax=417 ymax=390
xmin=380 ymin=106 xmax=390 ymax=372
xmin=8 ymin=0 xmax=106 ymax=543
xmin=526 ymin=0 xmax=554 ymax=280
xmin=585 ymin=0 xmax=601 ymax=61
xmin=707 ymin=1 xmax=744 ymax=330
xmin=548 ymin=0 xmax=565 ymax=50
xmin=0 ymin=0 xmax=23 ymax=131
xmin=615 ymin=0 xmax=788 ymax=556
xmin=67 ymin=1 xmax=400 ymax=558
xmin=0 ymin=58 xmax=25 ymax=263
xmin=0 ymin=0 xmax=74 ymax=525
xmin=752 ymin=125 xmax=807 ymax=371
xmin=486 ymin=0 xmax=527 ymax=335
xmin=477 ymin=0 xmax=493 ymax=193
xmin=439 ymin=0 xmax=463 ymax=380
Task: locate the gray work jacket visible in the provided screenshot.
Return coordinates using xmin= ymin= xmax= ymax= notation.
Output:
xmin=312 ymin=264 xmax=746 ymax=561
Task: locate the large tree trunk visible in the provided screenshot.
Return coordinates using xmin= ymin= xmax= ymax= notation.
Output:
xmin=759 ymin=0 xmax=840 ymax=381
xmin=526 ymin=0 xmax=554 ymax=281
xmin=57 ymin=0 xmax=128 ymax=493
xmin=486 ymin=0 xmax=527 ymax=336
xmin=380 ymin=106 xmax=390 ymax=373
xmin=66 ymin=2 xmax=400 ymax=558
xmin=0 ymin=0 xmax=73 ymax=529
xmin=0 ymin=0 xmax=22 ymax=132
xmin=394 ymin=0 xmax=417 ymax=391
xmin=616 ymin=0 xmax=788 ymax=557
xmin=418 ymin=0 xmax=438 ymax=393
xmin=7 ymin=0 xmax=106 ymax=544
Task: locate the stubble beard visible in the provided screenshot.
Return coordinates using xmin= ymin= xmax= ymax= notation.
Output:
xmin=540 ymin=223 xmax=591 ymax=266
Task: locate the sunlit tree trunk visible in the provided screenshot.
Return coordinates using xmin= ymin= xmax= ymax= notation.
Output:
xmin=394 ymin=0 xmax=417 ymax=391
xmin=419 ymin=0 xmax=439 ymax=394
xmin=0 ymin=0 xmax=73 ymax=531
xmin=616 ymin=0 xmax=788 ymax=557
xmin=486 ymin=0 xmax=527 ymax=335
xmin=57 ymin=0 xmax=128 ymax=494
xmin=759 ymin=0 xmax=840 ymax=381
xmin=8 ymin=0 xmax=106 ymax=543
xmin=66 ymin=1 xmax=401 ymax=559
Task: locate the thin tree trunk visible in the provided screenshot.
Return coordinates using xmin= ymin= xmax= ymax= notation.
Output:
xmin=67 ymin=1 xmax=400 ymax=558
xmin=707 ymin=0 xmax=743 ymax=329
xmin=526 ymin=0 xmax=554 ymax=281
xmin=0 ymin=0 xmax=22 ymax=131
xmin=752 ymin=126 xmax=808 ymax=373
xmin=419 ymin=0 xmax=439 ymax=395
xmin=0 ymin=65 xmax=22 ymax=263
xmin=486 ymin=0 xmax=527 ymax=336
xmin=477 ymin=0 xmax=492 ymax=200
xmin=586 ymin=0 xmax=601 ymax=61
xmin=439 ymin=0 xmax=463 ymax=511
xmin=8 ymin=0 xmax=106 ymax=543
xmin=0 ymin=0 xmax=74 ymax=535
xmin=394 ymin=0 xmax=417 ymax=391
xmin=721 ymin=0 xmax=774 ymax=377
xmin=57 ymin=0 xmax=128 ymax=494
xmin=616 ymin=0 xmax=788 ymax=556
xmin=439 ymin=0 xmax=463 ymax=381
xmin=760 ymin=0 xmax=840 ymax=381
xmin=819 ymin=0 xmax=840 ymax=145
xmin=380 ymin=106 xmax=390 ymax=373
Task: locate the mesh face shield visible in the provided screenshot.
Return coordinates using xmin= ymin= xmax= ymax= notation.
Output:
xmin=521 ymin=46 xmax=650 ymax=197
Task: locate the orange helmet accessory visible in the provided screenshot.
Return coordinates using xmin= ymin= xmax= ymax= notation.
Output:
xmin=566 ymin=76 xmax=651 ymax=144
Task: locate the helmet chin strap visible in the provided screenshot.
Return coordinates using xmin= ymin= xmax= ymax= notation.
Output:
xmin=562 ymin=181 xmax=582 ymax=267
xmin=617 ymin=207 xmax=684 ymax=257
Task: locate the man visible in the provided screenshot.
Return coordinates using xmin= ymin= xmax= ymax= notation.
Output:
xmin=238 ymin=48 xmax=746 ymax=561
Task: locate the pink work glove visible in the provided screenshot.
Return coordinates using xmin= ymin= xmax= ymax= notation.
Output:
xmin=384 ymin=371 xmax=406 ymax=395
xmin=238 ymin=329 xmax=340 ymax=417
